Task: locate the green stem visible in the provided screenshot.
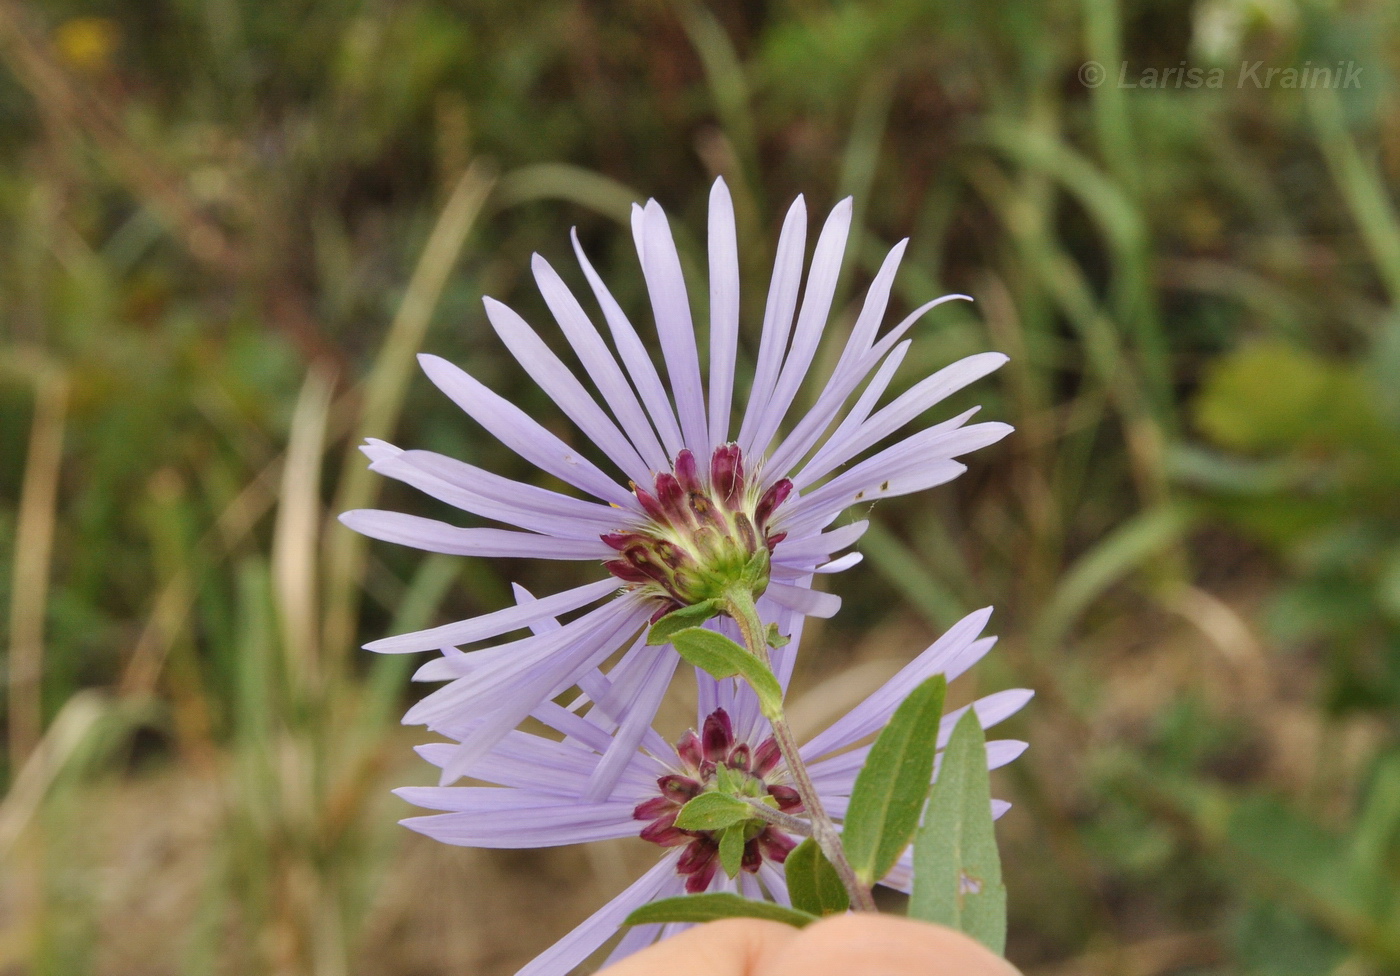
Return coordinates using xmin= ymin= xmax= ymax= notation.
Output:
xmin=724 ymin=588 xmax=877 ymax=912
xmin=742 ymin=798 xmax=812 ymax=836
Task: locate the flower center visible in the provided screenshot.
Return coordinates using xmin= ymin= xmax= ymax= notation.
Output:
xmin=602 ymin=445 xmax=791 ymax=617
xmin=633 ymin=708 xmax=801 ymax=893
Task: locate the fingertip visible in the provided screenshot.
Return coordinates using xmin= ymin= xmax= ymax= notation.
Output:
xmin=596 ymin=917 xmax=799 ymax=976
xmin=762 ymin=914 xmax=1020 ymax=976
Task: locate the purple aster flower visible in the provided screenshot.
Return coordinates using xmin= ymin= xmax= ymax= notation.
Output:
xmin=397 ymin=603 xmax=1032 ymax=976
xmin=340 ymin=179 xmax=1011 ymax=791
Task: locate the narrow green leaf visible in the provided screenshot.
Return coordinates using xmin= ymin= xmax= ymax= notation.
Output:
xmin=784 ymin=838 xmax=850 ymax=916
xmin=647 ymin=600 xmax=722 ymax=645
xmin=624 ymin=893 xmax=818 ymax=929
xmin=669 ymin=627 xmax=784 ymax=716
xmin=719 ymin=824 xmax=745 ymax=878
xmin=910 ymin=709 xmax=1007 ymax=956
xmin=675 ymin=792 xmax=752 ymax=832
xmin=842 ymin=675 xmax=948 ymax=885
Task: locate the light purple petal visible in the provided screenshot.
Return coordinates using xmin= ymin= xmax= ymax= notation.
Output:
xmin=765 ymin=580 xmax=841 ymax=618
xmin=747 ymin=198 xmax=852 ymax=458
xmin=779 ymin=417 xmax=1012 ymax=536
xmin=707 ymin=178 xmax=741 ymax=447
xmin=583 ymin=646 xmax=681 ymax=801
xmin=364 ymin=578 xmax=618 ymax=654
xmin=638 ymin=201 xmax=709 ymax=456
xmin=864 ymin=293 xmax=973 ymax=369
xmin=600 ymin=871 xmax=688 ymax=968
xmin=846 ymin=242 xmax=910 ymax=353
xmin=800 ymin=352 xmax=1009 ymax=486
xmin=801 ymin=608 xmax=995 ymax=761
xmin=387 ymin=446 xmax=636 ymax=530
xmin=404 ymin=596 xmax=645 ymax=726
xmin=761 ymin=241 xmax=910 ymax=480
xmin=780 ymin=459 xmax=966 ymax=539
xmin=358 ymin=437 xmax=400 ymax=464
xmin=696 ymin=663 xmax=718 ymax=718
xmin=810 ymin=737 xmax=1029 ymax=798
xmin=533 ymin=253 xmax=670 ymax=471
xmin=433 ymin=600 xmax=653 ymax=784
xmin=401 ymin=801 xmax=638 ymax=848
xmin=571 ymin=229 xmax=685 ymax=459
xmin=937 ymin=689 xmax=1034 ymax=749
xmin=367 ymin=448 xmax=633 ymax=540
xmin=781 ymin=341 xmax=909 ymax=488
xmin=418 ymin=353 xmax=636 ymax=508
xmin=340 ymin=510 xmax=611 ymax=560
xmin=395 ymin=783 xmax=591 ymax=814
xmin=413 ymin=727 xmax=655 ymax=798
xmin=769 ymin=604 xmax=803 ymax=695
xmin=769 ymin=520 xmax=869 ymax=566
xmin=737 ymin=197 xmax=806 ymax=453
xmin=516 ymin=854 xmax=683 ymax=976
xmin=575 ymin=636 xmax=677 ymax=759
xmin=793 ymin=410 xmax=992 ymax=501
xmin=530 ymin=700 xmax=621 ymax=755
xmin=757 ymin=861 xmax=792 ymax=906
xmin=813 ymin=552 xmax=863 ymax=573
xmin=484 ymin=296 xmax=654 ymax=486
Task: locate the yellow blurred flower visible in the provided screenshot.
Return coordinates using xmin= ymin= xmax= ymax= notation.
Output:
xmin=54 ymin=17 xmax=121 ymax=73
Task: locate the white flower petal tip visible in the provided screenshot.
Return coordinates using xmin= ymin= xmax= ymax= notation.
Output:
xmin=814 ymin=552 xmax=863 ymax=574
xmin=358 ymin=438 xmax=402 ymax=463
xmin=766 ymin=581 xmax=841 ymax=618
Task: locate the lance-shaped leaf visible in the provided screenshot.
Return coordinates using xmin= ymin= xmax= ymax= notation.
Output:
xmin=841 ymin=675 xmax=948 ymax=885
xmin=668 ymin=627 xmax=784 ymax=717
xmin=647 ymin=600 xmax=722 ymax=645
xmin=785 ymin=838 xmax=850 ymax=916
xmin=625 ymin=893 xmax=818 ymax=929
xmin=910 ymin=709 xmax=1007 ymax=955
xmin=719 ymin=824 xmax=745 ymax=877
xmin=675 ymin=792 xmax=753 ymax=832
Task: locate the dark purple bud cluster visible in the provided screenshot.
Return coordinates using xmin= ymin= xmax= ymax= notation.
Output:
xmin=603 ymin=445 xmax=791 ymax=618
xmin=633 ymin=708 xmax=801 ymax=892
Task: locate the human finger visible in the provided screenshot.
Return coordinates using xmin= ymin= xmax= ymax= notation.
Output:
xmin=595 ymin=917 xmax=799 ymax=976
xmin=761 ymin=914 xmax=1020 ymax=976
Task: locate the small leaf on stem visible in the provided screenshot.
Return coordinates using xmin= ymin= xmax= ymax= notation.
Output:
xmin=909 ymin=709 xmax=1007 ymax=955
xmin=624 ymin=893 xmax=818 ymax=928
xmin=668 ymin=627 xmax=784 ymax=717
xmin=647 ymin=600 xmax=722 ymax=645
xmin=842 ymin=675 xmax=948 ymax=886
xmin=785 ymin=838 xmax=850 ymax=916
xmin=719 ymin=824 xmax=745 ymax=877
xmin=675 ymin=792 xmax=752 ymax=831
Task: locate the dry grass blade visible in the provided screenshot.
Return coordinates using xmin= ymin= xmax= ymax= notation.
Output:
xmin=119 ymin=459 xmax=282 ymax=697
xmin=274 ymin=365 xmax=336 ymax=694
xmin=494 ymin=163 xmax=636 ymax=223
xmin=0 ymin=690 xmax=107 ymax=858
xmin=6 ymin=359 xmax=67 ymax=770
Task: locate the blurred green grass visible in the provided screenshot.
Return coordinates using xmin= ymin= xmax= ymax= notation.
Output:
xmin=3 ymin=0 xmax=1400 ymax=973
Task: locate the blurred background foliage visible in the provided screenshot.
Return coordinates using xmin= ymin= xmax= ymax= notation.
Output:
xmin=2 ymin=0 xmax=1400 ymax=972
